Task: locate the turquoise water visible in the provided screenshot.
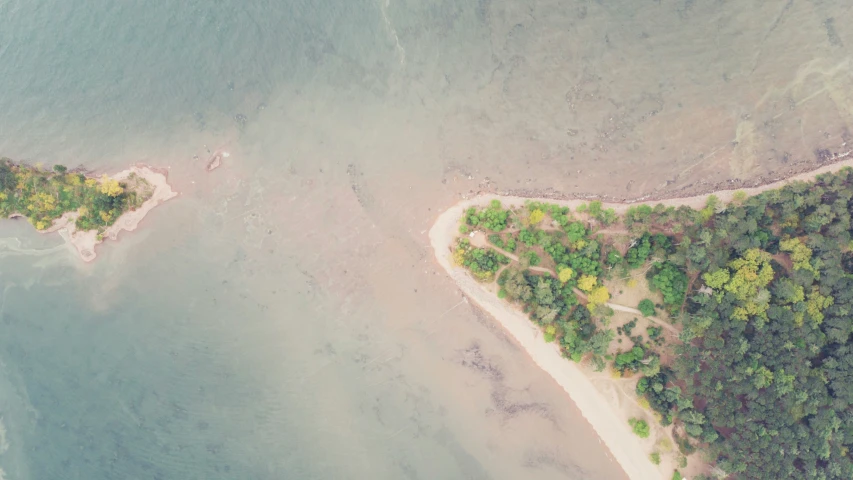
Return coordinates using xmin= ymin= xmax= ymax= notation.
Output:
xmin=0 ymin=1 xmax=850 ymax=479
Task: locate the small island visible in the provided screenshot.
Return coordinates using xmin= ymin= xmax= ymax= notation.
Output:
xmin=0 ymin=158 xmax=177 ymax=262
xmin=431 ymin=159 xmax=853 ymax=480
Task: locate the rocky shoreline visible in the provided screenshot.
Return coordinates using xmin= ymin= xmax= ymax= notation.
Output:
xmin=470 ymin=150 xmax=853 ymax=205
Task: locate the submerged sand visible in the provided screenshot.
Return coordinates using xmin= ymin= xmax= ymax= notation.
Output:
xmin=44 ymin=165 xmax=177 ymax=262
xmin=430 ymin=157 xmax=853 ymax=480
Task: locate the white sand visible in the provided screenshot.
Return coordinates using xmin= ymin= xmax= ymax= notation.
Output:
xmin=47 ymin=165 xmax=177 ymax=262
xmin=429 ymin=157 xmax=853 ymax=480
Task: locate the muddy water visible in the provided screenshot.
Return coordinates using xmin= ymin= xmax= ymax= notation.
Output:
xmin=0 ymin=1 xmax=849 ymax=479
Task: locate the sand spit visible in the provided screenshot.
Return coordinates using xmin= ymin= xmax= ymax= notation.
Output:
xmin=430 ymin=158 xmax=853 ymax=480
xmin=431 ymin=203 xmax=662 ymax=480
xmin=46 ymin=165 xmax=177 ymax=262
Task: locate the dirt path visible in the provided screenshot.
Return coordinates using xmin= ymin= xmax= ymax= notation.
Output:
xmin=469 ymin=231 xmax=557 ymax=275
xmin=594 ymin=227 xmax=631 ymax=236
xmin=606 ymin=304 xmax=679 ymax=335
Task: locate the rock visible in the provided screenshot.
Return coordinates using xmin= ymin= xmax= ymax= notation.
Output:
xmin=206 ymin=151 xmax=230 ymax=172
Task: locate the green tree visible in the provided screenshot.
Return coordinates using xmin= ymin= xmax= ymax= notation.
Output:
xmin=650 ymin=262 xmax=688 ymax=309
xmin=628 ymin=418 xmax=650 ymax=438
xmin=638 ymin=299 xmax=655 ymax=317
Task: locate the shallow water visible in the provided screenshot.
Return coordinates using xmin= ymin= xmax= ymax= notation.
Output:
xmin=0 ymin=1 xmax=850 ymax=479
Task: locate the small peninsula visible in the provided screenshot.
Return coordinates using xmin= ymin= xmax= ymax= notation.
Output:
xmin=0 ymin=158 xmax=176 ymax=262
xmin=431 ymin=159 xmax=853 ymax=480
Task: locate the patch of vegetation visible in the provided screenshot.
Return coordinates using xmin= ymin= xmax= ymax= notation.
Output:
xmin=518 ymin=228 xmax=537 ymax=246
xmin=628 ymin=418 xmax=650 ymax=438
xmin=463 ymin=199 xmax=511 ymax=231
xmin=528 ymin=208 xmax=545 ymax=225
xmin=650 ymin=451 xmax=661 ymax=465
xmin=648 ymin=261 xmax=688 ymax=313
xmin=646 ymin=326 xmax=663 ymax=345
xmin=578 ymin=200 xmax=618 ymax=226
xmin=616 ymin=318 xmax=637 ymax=337
xmin=614 ymin=345 xmax=645 ymax=374
xmin=453 ymin=238 xmax=509 ymax=281
xmin=638 ymin=299 xmax=656 ymax=317
xmin=0 ymin=158 xmax=151 ymax=232
xmin=525 ymin=251 xmax=541 ymax=266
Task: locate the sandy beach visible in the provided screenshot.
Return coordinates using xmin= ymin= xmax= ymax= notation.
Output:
xmin=430 ymin=157 xmax=853 ymax=480
xmin=45 ymin=165 xmax=177 ymax=262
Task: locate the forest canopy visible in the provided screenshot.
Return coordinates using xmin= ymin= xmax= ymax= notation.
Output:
xmin=454 ymin=168 xmax=853 ymax=479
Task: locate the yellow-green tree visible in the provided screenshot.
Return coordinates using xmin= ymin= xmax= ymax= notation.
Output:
xmin=699 ymin=195 xmax=719 ymax=222
xmin=702 ymin=268 xmax=730 ymax=290
xmin=31 ymin=192 xmax=56 ymax=213
xmin=780 ymin=237 xmax=817 ymax=277
xmin=544 ymin=324 xmax=557 ymax=342
xmin=803 ymin=288 xmax=834 ymax=326
xmin=452 ymin=246 xmax=466 ymax=266
xmin=529 ymin=209 xmax=545 ymax=225
xmin=65 ymin=173 xmax=83 ymax=186
xmin=558 ymin=267 xmax=574 ymax=283
xmin=724 ymin=248 xmax=774 ymax=321
xmin=100 ymin=175 xmax=124 ymax=197
xmin=587 ymin=286 xmax=610 ymax=308
xmin=731 ymin=190 xmax=747 ymax=204
xmin=577 ymin=274 xmax=597 ymax=292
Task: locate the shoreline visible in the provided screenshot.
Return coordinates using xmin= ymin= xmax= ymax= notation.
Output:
xmin=465 ymin=155 xmax=853 ymax=217
xmin=429 ymin=157 xmax=853 ymax=480
xmin=43 ymin=164 xmax=177 ymax=262
xmin=490 ymin=150 xmax=853 ymax=205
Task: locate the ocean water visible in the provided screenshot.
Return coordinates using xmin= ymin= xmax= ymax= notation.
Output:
xmin=0 ymin=1 xmax=850 ymax=479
